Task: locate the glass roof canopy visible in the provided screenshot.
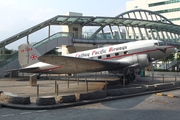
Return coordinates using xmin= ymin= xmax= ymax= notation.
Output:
xmin=54 ymin=16 xmax=180 ymax=34
xmin=1 ymin=15 xmax=180 ymax=48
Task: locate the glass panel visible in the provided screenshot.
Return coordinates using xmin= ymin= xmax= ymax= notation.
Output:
xmin=56 ymin=17 xmax=68 ymax=22
xmin=94 ymin=18 xmax=105 ymax=23
xmin=104 ymin=19 xmax=115 ymax=24
xmin=68 ymin=18 xmax=78 ymax=22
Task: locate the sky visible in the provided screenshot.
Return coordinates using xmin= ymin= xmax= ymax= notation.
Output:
xmin=0 ymin=0 xmax=131 ymax=50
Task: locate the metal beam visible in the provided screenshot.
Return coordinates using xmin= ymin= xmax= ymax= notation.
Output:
xmin=131 ymin=26 xmax=136 ymax=39
xmin=139 ymin=11 xmax=143 ymax=19
xmin=160 ymin=31 xmax=165 ymax=40
xmin=144 ymin=12 xmax=149 ymax=20
xmin=144 ymin=27 xmax=149 ymax=39
xmin=133 ymin=12 xmax=137 ymax=19
xmin=150 ymin=28 xmax=155 ymax=39
xmin=165 ymin=31 xmax=170 ymax=41
xmin=117 ymin=26 xmax=123 ymax=39
xmin=109 ymin=25 xmax=114 ymax=39
xmin=138 ymin=26 xmax=143 ymax=40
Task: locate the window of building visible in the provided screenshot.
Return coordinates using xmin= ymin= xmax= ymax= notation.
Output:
xmin=169 ymin=17 xmax=180 ymax=21
xmin=149 ymin=0 xmax=180 ymax=7
xmin=155 ymin=8 xmax=180 ymax=14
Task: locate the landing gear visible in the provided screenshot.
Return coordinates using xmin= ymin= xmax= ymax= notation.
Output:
xmin=120 ymin=75 xmax=131 ymax=85
xmin=119 ymin=73 xmax=135 ymax=85
xmin=109 ymin=70 xmax=136 ymax=85
xmin=36 ymin=73 xmax=41 ymax=79
xmin=130 ymin=73 xmax=136 ymax=81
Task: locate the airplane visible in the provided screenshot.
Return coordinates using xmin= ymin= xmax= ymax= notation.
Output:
xmin=15 ymin=40 xmax=176 ymax=85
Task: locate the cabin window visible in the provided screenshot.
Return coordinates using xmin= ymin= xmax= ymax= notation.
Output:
xmin=106 ymin=54 xmax=110 ymax=58
xmin=98 ymin=56 xmax=102 ymax=59
xmin=115 ymin=53 xmax=119 ymax=56
xmin=124 ymin=51 xmax=128 ymax=54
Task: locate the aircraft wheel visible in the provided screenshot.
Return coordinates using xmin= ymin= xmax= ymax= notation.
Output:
xmin=120 ymin=75 xmax=131 ymax=85
xmin=130 ymin=74 xmax=136 ymax=81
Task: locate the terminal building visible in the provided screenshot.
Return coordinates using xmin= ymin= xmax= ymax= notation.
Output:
xmin=0 ymin=9 xmax=180 ymax=77
xmin=127 ymin=0 xmax=180 ymax=25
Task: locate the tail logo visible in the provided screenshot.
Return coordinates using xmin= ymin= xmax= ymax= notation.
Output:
xmin=30 ymin=54 xmax=37 ymax=60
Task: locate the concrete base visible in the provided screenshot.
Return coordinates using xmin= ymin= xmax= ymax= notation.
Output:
xmin=153 ymin=83 xmax=174 ymax=90
xmin=107 ymin=89 xmax=121 ymax=96
xmin=172 ymin=82 xmax=180 ymax=87
xmin=75 ymin=91 xmax=107 ymax=101
xmin=57 ymin=95 xmax=76 ymax=103
xmin=36 ymin=96 xmax=56 ymax=106
xmin=0 ymin=92 xmax=30 ymax=105
xmin=143 ymin=85 xmax=155 ymax=91
xmin=120 ymin=87 xmax=147 ymax=95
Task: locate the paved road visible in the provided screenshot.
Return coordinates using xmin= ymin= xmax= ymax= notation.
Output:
xmin=1 ymin=89 xmax=180 ymax=120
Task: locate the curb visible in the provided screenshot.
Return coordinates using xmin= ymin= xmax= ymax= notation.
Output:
xmin=156 ymin=93 xmax=180 ymax=98
xmin=1 ymin=86 xmax=180 ymax=110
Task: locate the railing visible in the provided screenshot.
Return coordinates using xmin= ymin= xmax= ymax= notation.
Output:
xmin=80 ymin=32 xmax=180 ymax=43
xmin=33 ymin=32 xmax=73 ymax=48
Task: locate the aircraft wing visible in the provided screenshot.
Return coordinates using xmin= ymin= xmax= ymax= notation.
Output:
xmin=38 ymin=55 xmax=129 ymax=73
xmin=6 ymin=67 xmax=40 ymax=73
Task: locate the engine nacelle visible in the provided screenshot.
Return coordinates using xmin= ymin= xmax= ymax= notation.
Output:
xmin=118 ymin=54 xmax=150 ymax=68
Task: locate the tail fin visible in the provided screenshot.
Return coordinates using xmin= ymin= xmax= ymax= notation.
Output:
xmin=18 ymin=43 xmax=41 ymax=68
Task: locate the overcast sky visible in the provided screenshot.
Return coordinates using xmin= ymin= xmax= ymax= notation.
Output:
xmin=0 ymin=0 xmax=130 ymax=49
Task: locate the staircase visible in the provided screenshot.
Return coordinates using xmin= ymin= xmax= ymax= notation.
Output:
xmin=0 ymin=32 xmax=73 ymax=77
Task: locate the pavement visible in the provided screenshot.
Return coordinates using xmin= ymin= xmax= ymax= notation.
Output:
xmin=0 ymin=73 xmax=180 ymax=110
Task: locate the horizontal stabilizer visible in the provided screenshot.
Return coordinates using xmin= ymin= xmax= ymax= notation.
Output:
xmin=7 ymin=67 xmax=40 ymax=73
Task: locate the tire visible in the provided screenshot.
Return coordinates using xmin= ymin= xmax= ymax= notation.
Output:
xmin=130 ymin=74 xmax=136 ymax=81
xmin=120 ymin=75 xmax=131 ymax=85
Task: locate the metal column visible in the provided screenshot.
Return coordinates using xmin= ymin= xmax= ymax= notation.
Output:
xmin=117 ymin=26 xmax=123 ymax=39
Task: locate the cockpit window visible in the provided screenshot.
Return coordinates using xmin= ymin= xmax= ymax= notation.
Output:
xmin=154 ymin=42 xmax=165 ymax=46
xmin=154 ymin=43 xmax=158 ymax=46
xmin=158 ymin=42 xmax=165 ymax=46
